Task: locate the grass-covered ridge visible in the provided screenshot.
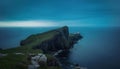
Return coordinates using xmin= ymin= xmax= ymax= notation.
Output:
xmin=0 ymin=26 xmax=81 ymax=69
xmin=20 ymin=26 xmax=68 ymax=46
xmin=0 ymin=26 xmax=68 ymax=69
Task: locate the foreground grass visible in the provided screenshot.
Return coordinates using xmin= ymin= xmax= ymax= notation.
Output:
xmin=0 ymin=45 xmax=41 ymax=69
xmin=0 ymin=44 xmax=61 ymax=69
xmin=0 ymin=54 xmax=28 ymax=69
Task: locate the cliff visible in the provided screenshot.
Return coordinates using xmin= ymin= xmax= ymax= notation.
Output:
xmin=20 ymin=26 xmax=82 ymax=53
xmin=0 ymin=26 xmax=82 ymax=69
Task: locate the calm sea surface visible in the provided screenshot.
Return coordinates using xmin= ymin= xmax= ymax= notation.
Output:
xmin=0 ymin=27 xmax=120 ymax=69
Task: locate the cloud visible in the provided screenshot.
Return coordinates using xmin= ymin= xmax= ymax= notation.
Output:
xmin=0 ymin=15 xmax=119 ymax=27
xmin=0 ymin=20 xmax=58 ymax=27
xmin=0 ymin=20 xmax=98 ymax=27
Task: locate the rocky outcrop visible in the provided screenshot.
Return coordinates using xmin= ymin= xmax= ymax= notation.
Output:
xmin=20 ymin=26 xmax=82 ymax=53
xmin=69 ymin=32 xmax=82 ymax=47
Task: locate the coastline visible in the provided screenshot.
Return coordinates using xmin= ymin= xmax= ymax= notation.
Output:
xmin=0 ymin=26 xmax=82 ymax=69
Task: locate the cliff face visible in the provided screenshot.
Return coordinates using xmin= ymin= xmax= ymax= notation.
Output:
xmin=20 ymin=26 xmax=82 ymax=53
xmin=69 ymin=32 xmax=82 ymax=46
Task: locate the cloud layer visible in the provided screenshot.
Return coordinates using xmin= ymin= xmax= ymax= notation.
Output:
xmin=0 ymin=0 xmax=120 ymax=27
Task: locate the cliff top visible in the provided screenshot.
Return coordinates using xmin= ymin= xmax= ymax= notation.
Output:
xmin=20 ymin=26 xmax=69 ymax=46
xmin=0 ymin=26 xmax=69 ymax=69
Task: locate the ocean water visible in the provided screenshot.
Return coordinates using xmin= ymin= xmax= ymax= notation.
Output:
xmin=0 ymin=27 xmax=120 ymax=69
xmin=68 ymin=27 xmax=120 ymax=69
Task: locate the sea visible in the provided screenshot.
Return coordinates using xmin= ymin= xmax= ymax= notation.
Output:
xmin=0 ymin=27 xmax=120 ymax=69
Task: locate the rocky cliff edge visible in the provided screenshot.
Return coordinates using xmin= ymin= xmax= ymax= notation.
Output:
xmin=20 ymin=26 xmax=82 ymax=53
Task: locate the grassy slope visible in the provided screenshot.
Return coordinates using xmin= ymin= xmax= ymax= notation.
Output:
xmin=0 ymin=27 xmax=63 ymax=69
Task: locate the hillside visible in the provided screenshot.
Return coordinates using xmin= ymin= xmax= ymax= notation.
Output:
xmin=0 ymin=26 xmax=82 ymax=69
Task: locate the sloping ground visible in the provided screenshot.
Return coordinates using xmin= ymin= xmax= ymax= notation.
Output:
xmin=0 ymin=46 xmax=42 ymax=69
xmin=0 ymin=47 xmax=61 ymax=69
xmin=20 ymin=26 xmax=70 ymax=52
xmin=20 ymin=26 xmax=69 ymax=46
xmin=0 ymin=26 xmax=82 ymax=69
xmin=0 ymin=26 xmax=68 ymax=69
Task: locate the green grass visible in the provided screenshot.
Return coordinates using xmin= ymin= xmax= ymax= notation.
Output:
xmin=0 ymin=43 xmax=43 ymax=69
xmin=21 ymin=29 xmax=58 ymax=46
xmin=0 ymin=53 xmax=28 ymax=69
xmin=0 ymin=36 xmax=60 ymax=69
xmin=0 ymin=46 xmax=61 ymax=69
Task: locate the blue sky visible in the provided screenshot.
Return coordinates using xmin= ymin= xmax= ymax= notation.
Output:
xmin=0 ymin=0 xmax=120 ymax=27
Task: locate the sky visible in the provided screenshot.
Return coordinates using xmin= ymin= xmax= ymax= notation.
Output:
xmin=0 ymin=0 xmax=120 ymax=27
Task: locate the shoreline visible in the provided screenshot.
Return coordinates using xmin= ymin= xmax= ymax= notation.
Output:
xmin=0 ymin=26 xmax=82 ymax=69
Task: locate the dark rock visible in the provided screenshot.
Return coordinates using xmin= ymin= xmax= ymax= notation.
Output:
xmin=58 ymin=50 xmax=70 ymax=57
xmin=69 ymin=32 xmax=82 ymax=48
xmin=47 ymin=56 xmax=59 ymax=66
